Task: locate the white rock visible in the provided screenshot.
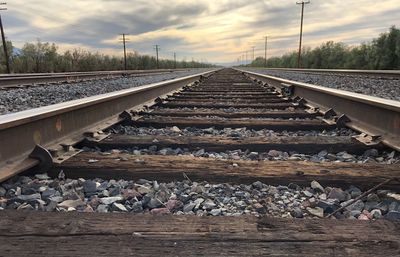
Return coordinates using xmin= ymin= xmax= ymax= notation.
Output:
xmin=311 ymin=180 xmax=324 ymax=192
xmin=370 ymin=209 xmax=382 ymax=219
xmin=99 ymin=196 xmax=123 ymax=205
xmin=112 ymin=203 xmax=128 ymax=212
xmin=35 ymin=173 xmax=50 ymax=180
xmin=67 ymin=207 xmax=76 ymax=212
xmin=171 ymin=126 xmax=181 ymax=133
xmin=203 ymin=199 xmax=216 ymax=209
xmin=306 ymin=207 xmax=324 ymax=218
xmin=210 ymin=208 xmax=222 ymax=216
xmin=387 ymin=193 xmax=400 ymax=201
xmin=137 ymin=186 xmax=151 ymax=194
xmin=58 ymin=199 xmax=85 ymax=208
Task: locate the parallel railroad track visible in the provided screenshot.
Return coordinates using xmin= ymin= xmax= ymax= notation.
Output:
xmin=261 ymin=67 xmax=400 ymax=80
xmin=0 ymin=68 xmax=399 ymax=256
xmin=0 ymin=68 xmax=189 ymax=89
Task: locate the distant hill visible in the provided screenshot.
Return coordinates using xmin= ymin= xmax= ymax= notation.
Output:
xmin=212 ymin=61 xmax=237 ymax=67
xmin=12 ymin=47 xmax=22 ymax=56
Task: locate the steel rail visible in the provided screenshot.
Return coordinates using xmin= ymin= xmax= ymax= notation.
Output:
xmin=0 ymin=69 xmax=191 ymax=88
xmin=254 ymin=68 xmax=400 ymax=79
xmin=0 ymin=69 xmax=218 ymax=182
xmin=238 ymin=69 xmax=400 ymax=151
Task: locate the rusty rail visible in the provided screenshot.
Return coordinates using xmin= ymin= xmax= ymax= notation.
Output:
xmin=0 ymin=69 xmax=217 ymax=182
xmin=238 ymin=69 xmax=400 ymax=151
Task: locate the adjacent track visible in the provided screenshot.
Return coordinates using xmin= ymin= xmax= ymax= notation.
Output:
xmin=0 ymin=69 xmax=189 ymax=89
xmin=0 ymin=68 xmax=399 ymax=256
xmin=260 ymin=67 xmax=400 ymax=80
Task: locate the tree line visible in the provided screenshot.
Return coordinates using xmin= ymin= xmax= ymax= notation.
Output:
xmin=247 ymin=26 xmax=400 ymax=70
xmin=0 ymin=41 xmax=214 ymax=73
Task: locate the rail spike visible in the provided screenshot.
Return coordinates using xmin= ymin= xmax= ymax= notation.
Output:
xmin=280 ymin=83 xmax=294 ymax=97
xmin=297 ymin=97 xmax=307 ymax=107
xmin=336 ymin=114 xmax=351 ymax=128
xmin=29 ymin=145 xmax=53 ymax=173
xmin=154 ymin=97 xmax=163 ymax=104
xmin=322 ymin=108 xmax=337 ymax=119
xmin=119 ymin=110 xmax=132 ymax=121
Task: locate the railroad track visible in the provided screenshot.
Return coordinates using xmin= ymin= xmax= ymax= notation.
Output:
xmin=261 ymin=68 xmax=400 ymax=80
xmin=0 ymin=69 xmax=188 ymax=89
xmin=0 ymin=68 xmax=399 ymax=256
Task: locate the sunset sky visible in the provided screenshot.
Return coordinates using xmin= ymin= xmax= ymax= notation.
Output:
xmin=4 ymin=0 xmax=400 ymax=64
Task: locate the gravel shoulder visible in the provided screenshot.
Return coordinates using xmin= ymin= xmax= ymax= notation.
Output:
xmin=0 ymin=69 xmax=213 ymax=115
xmin=242 ymin=68 xmax=400 ymax=101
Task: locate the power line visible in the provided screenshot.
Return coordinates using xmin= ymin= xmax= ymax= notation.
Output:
xmin=119 ymin=33 xmax=130 ymax=70
xmin=0 ymin=2 xmax=10 ymax=73
xmin=154 ymin=44 xmax=160 ymax=69
xmin=296 ymin=0 xmax=310 ymax=68
xmin=264 ymin=35 xmax=268 ymax=67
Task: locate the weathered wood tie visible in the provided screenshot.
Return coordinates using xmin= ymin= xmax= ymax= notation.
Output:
xmin=54 ymin=153 xmax=400 ymax=190
xmin=83 ymin=134 xmax=374 ymax=154
xmin=0 ymin=210 xmax=399 ymax=256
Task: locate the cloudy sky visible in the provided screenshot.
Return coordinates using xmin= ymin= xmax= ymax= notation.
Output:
xmin=3 ymin=0 xmax=399 ymax=64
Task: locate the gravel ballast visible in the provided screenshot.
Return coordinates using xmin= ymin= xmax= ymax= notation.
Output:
xmin=1 ymin=174 xmax=399 ymax=220
xmin=105 ymin=125 xmax=399 ymax=164
xmin=0 ymin=69 xmax=213 ymax=115
xmin=242 ymin=68 xmax=400 ymax=101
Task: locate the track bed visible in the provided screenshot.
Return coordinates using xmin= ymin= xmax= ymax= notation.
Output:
xmin=1 ymin=68 xmax=399 ymax=256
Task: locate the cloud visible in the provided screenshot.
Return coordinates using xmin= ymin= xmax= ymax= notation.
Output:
xmin=3 ymin=0 xmax=400 ymax=63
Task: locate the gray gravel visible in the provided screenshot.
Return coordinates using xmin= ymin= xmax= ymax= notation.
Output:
xmin=110 ymin=124 xmax=357 ymax=138
xmin=0 ymin=69 xmax=213 ymax=115
xmin=242 ymin=68 xmax=400 ymax=101
xmin=1 ymin=173 xmax=399 ymax=220
xmin=86 ymin=145 xmax=398 ymax=165
xmin=101 ymin=125 xmax=400 ymax=164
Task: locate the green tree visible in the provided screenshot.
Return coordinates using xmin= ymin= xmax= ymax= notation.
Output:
xmin=16 ymin=40 xmax=58 ymax=72
xmin=248 ymin=26 xmax=400 ymax=70
xmin=2 ymin=39 xmax=214 ymax=73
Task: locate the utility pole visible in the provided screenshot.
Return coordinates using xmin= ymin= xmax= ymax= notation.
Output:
xmin=296 ymin=0 xmax=310 ymax=68
xmin=0 ymin=2 xmax=10 ymax=74
xmin=251 ymin=46 xmax=255 ymax=61
xmin=245 ymin=51 xmax=248 ymax=65
xmin=154 ymin=45 xmax=160 ymax=69
xmin=121 ymin=33 xmax=127 ymax=70
xmin=173 ymin=52 xmax=176 ymax=69
xmin=264 ymin=36 xmax=268 ymax=67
